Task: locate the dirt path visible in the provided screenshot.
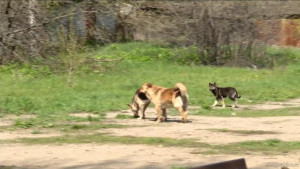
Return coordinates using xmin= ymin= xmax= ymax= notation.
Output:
xmin=239 ymin=98 xmax=300 ymax=110
xmin=1 ymin=99 xmax=300 ymax=169
xmin=1 ymin=143 xmax=300 ymax=169
xmin=102 ymin=115 xmax=300 ymax=144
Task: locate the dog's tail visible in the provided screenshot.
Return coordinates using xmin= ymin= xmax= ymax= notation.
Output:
xmin=236 ymin=92 xmax=241 ymax=99
xmin=174 ymin=83 xmax=189 ymax=110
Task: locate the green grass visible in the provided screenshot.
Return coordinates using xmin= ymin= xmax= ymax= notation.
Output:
xmin=215 ymin=139 xmax=300 ymax=155
xmin=0 ymin=133 xmax=205 ymax=147
xmin=1 ymin=133 xmax=300 ymax=155
xmin=194 ymin=107 xmax=300 ymax=117
xmin=56 ymin=123 xmax=130 ymax=133
xmin=0 ymin=42 xmax=300 ymax=127
xmin=5 ymin=121 xmax=131 ymax=132
xmin=208 ymin=128 xmax=280 ymax=135
xmin=115 ymin=114 xmax=136 ymax=119
xmin=1 ymin=60 xmax=300 ymax=116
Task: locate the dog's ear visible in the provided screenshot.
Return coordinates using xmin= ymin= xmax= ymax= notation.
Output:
xmin=214 ymin=82 xmax=216 ymax=85
xmin=146 ymin=83 xmax=152 ymax=88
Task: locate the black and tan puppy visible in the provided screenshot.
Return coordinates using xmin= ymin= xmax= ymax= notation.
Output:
xmin=209 ymin=82 xmax=241 ymax=108
xmin=127 ymin=88 xmax=151 ymax=119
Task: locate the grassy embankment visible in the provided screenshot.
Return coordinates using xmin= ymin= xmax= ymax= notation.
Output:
xmin=0 ymin=42 xmax=300 ymax=148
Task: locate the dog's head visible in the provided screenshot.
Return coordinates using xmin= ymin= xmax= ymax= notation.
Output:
xmin=209 ymin=82 xmax=217 ymax=90
xmin=140 ymin=83 xmax=153 ymax=93
xmin=127 ymin=103 xmax=139 ymax=118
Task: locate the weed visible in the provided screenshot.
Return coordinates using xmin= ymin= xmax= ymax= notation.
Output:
xmin=115 ymin=114 xmax=135 ymax=119
xmin=31 ymin=130 xmax=42 ymax=134
xmin=208 ymin=128 xmax=279 ymax=135
xmin=14 ymin=119 xmax=35 ymax=129
xmin=71 ymin=124 xmax=87 ymax=130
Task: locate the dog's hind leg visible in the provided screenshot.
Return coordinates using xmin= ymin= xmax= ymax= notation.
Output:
xmin=140 ymin=102 xmax=150 ymax=119
xmin=162 ymin=109 xmax=167 ymax=121
xmin=175 ymin=107 xmax=187 ymax=123
xmin=232 ymin=98 xmax=239 ymax=108
xmin=221 ymin=97 xmax=226 ymax=108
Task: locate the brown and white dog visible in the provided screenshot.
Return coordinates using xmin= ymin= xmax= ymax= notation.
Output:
xmin=139 ymin=83 xmax=189 ymax=123
xmin=127 ymin=88 xmax=151 ymax=119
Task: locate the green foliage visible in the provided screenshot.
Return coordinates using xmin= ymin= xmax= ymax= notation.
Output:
xmin=257 ymin=46 xmax=300 ymax=68
xmin=94 ymin=42 xmax=201 ymax=65
xmin=0 ymin=63 xmax=52 ymax=79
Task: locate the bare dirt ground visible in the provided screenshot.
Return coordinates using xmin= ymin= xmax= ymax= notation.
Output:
xmin=1 ymin=99 xmax=300 ymax=169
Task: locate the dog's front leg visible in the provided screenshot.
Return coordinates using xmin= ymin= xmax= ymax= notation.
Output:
xmin=139 ymin=102 xmax=150 ymax=119
xmin=138 ymin=110 xmax=144 ymax=119
xmin=155 ymin=106 xmax=163 ymax=123
xmin=212 ymin=100 xmax=218 ymax=107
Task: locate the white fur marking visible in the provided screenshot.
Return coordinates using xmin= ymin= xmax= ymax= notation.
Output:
xmin=174 ymin=97 xmax=183 ymax=108
xmin=212 ymin=100 xmax=218 ymax=107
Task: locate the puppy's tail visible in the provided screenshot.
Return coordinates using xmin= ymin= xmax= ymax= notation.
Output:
xmin=174 ymin=83 xmax=189 ymax=110
xmin=236 ymin=92 xmax=241 ymax=99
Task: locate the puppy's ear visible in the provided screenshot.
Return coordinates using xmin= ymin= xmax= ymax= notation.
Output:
xmin=214 ymin=82 xmax=216 ymax=85
xmin=146 ymin=83 xmax=152 ymax=88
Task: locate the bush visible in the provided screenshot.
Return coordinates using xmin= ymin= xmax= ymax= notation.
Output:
xmin=262 ymin=46 xmax=299 ymax=68
xmin=94 ymin=42 xmax=201 ymax=65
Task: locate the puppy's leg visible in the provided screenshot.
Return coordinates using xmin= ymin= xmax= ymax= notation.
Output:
xmin=175 ymin=107 xmax=187 ymax=123
xmin=162 ymin=108 xmax=167 ymax=121
xmin=212 ymin=100 xmax=218 ymax=107
xmin=232 ymin=98 xmax=239 ymax=108
xmin=138 ymin=108 xmax=145 ymax=119
xmin=155 ymin=106 xmax=163 ymax=123
xmin=221 ymin=97 xmax=226 ymax=108
xmin=140 ymin=102 xmax=150 ymax=119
